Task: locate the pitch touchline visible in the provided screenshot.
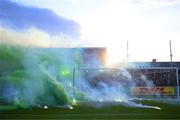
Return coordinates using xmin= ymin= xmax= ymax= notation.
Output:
xmin=2 ymin=113 xmax=179 ymax=116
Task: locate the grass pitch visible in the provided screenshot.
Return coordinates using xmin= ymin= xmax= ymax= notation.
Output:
xmin=0 ymin=100 xmax=180 ymax=120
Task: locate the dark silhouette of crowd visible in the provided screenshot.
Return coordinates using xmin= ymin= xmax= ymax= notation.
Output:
xmin=84 ymin=68 xmax=178 ymax=87
xmin=127 ymin=69 xmax=177 ymax=86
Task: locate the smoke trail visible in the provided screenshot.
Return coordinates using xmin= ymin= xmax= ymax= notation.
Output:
xmin=73 ymin=67 xmax=161 ymax=109
xmin=75 ymin=68 xmax=135 ymax=102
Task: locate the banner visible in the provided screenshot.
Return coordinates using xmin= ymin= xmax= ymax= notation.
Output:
xmin=131 ymin=87 xmax=175 ymax=95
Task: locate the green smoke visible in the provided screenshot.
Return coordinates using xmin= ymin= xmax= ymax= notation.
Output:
xmin=0 ymin=44 xmax=84 ymax=109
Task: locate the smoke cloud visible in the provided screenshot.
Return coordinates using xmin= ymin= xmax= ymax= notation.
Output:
xmin=0 ymin=28 xmax=85 ymax=47
xmin=0 ymin=0 xmax=165 ymax=110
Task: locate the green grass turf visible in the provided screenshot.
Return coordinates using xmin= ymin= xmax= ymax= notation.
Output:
xmin=0 ymin=100 xmax=180 ymax=119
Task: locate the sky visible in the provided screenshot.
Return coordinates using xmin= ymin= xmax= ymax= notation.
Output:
xmin=0 ymin=0 xmax=180 ymax=62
